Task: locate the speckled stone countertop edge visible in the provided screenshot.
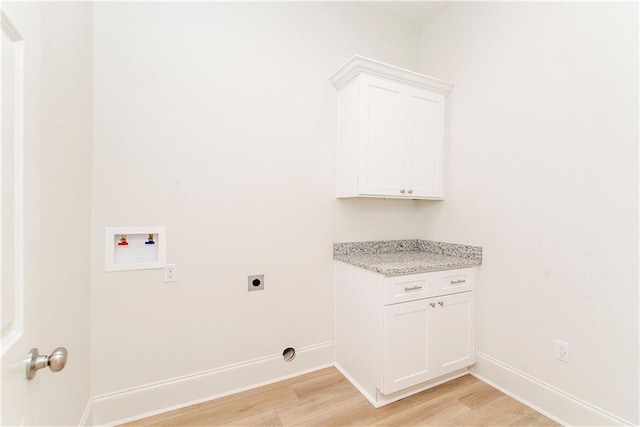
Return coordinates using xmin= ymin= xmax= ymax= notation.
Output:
xmin=333 ymin=254 xmax=481 ymax=276
xmin=333 ymin=240 xmax=482 ymax=276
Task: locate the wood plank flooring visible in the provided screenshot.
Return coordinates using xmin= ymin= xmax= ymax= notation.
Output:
xmin=121 ymin=368 xmax=561 ymax=427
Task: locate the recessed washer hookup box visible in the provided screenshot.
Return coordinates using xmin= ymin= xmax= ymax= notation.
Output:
xmin=105 ymin=226 xmax=166 ymax=271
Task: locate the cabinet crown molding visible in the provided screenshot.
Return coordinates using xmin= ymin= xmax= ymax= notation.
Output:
xmin=330 ymin=55 xmax=454 ymax=95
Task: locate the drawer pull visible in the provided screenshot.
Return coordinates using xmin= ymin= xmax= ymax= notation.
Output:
xmin=450 ymin=279 xmax=466 ymax=285
xmin=404 ymin=285 xmax=423 ymax=291
xmin=438 ymin=301 xmax=444 ymax=306
xmin=429 ymin=302 xmax=436 ymax=308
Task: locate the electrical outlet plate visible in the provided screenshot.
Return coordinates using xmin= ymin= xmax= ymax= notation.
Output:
xmin=164 ymin=264 xmax=177 ymax=282
xmin=555 ymin=340 xmax=569 ymax=363
xmin=248 ymin=274 xmax=264 ymax=291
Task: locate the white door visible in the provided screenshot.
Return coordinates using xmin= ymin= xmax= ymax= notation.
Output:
xmin=383 ymin=299 xmax=435 ymax=394
xmin=358 ymin=75 xmax=405 ymax=197
xmin=2 ymin=3 xmax=89 ymax=424
xmin=0 ymin=10 xmax=40 ymax=426
xmin=435 ymin=292 xmax=475 ymax=376
xmin=0 ymin=7 xmax=74 ymax=424
xmin=404 ymin=87 xmax=444 ymax=198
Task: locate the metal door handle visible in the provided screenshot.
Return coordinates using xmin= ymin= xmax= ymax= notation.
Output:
xmin=429 ymin=302 xmax=436 ymax=308
xmin=26 ymin=347 xmax=68 ymax=380
xmin=438 ymin=301 xmax=444 ymax=306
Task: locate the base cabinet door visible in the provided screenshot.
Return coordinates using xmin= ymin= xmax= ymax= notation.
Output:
xmin=382 ymin=291 xmax=475 ymax=395
xmin=435 ymin=292 xmax=476 ymax=376
xmin=383 ymin=299 xmax=435 ymax=394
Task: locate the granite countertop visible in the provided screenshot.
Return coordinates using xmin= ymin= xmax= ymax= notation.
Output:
xmin=333 ymin=239 xmax=482 ymax=276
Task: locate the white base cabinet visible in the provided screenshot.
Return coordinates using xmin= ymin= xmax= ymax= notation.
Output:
xmin=335 ymin=263 xmax=476 ymax=406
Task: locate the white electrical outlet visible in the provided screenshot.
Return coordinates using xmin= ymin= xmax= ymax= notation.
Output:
xmin=555 ymin=340 xmax=569 ymax=363
xmin=164 ymin=264 xmax=177 ymax=282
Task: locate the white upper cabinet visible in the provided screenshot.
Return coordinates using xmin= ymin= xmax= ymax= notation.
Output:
xmin=330 ymin=56 xmax=453 ymax=200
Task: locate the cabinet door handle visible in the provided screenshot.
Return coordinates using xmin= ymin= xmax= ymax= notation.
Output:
xmin=450 ymin=279 xmax=466 ymax=285
xmin=438 ymin=301 xmax=444 ymax=306
xmin=404 ymin=285 xmax=422 ymax=291
xmin=407 ymin=189 xmax=413 ymax=194
xmin=429 ymin=302 xmax=436 ymax=308
xmin=400 ymin=189 xmax=406 ymax=194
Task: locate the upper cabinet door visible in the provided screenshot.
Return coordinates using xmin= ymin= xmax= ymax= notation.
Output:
xmin=358 ymin=75 xmax=405 ymax=197
xmin=331 ymin=56 xmax=453 ymax=200
xmin=405 ymin=87 xmax=445 ymax=199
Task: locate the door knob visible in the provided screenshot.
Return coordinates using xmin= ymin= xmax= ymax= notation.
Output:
xmin=26 ymin=347 xmax=68 ymax=380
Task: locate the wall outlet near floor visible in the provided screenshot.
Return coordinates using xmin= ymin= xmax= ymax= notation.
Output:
xmin=555 ymin=340 xmax=569 ymax=363
xmin=164 ymin=264 xmax=177 ymax=282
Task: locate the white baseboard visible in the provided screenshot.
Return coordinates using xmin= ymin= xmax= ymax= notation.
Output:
xmin=374 ymin=369 xmax=469 ymax=408
xmin=80 ymin=346 xmax=634 ymax=426
xmin=472 ymin=352 xmax=633 ymax=427
xmin=83 ymin=342 xmax=334 ymax=426
xmin=334 ymin=363 xmax=378 ymax=406
xmin=78 ymin=400 xmax=93 ymax=426
xmin=335 ymin=363 xmax=469 ymax=409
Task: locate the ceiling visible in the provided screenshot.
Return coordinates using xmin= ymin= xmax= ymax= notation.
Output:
xmin=367 ymin=1 xmax=449 ymax=25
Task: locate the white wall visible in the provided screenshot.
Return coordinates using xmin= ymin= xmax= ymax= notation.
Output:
xmin=418 ymin=2 xmax=638 ymax=425
xmin=90 ymin=2 xmax=427 ymax=418
xmin=1 ymin=2 xmax=93 ymax=425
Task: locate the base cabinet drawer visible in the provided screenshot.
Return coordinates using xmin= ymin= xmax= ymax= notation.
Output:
xmin=384 ymin=273 xmax=434 ymax=305
xmin=435 ymin=268 xmax=475 ymax=294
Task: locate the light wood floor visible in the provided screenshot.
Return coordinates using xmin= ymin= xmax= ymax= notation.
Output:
xmin=121 ymin=367 xmax=561 ymax=427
